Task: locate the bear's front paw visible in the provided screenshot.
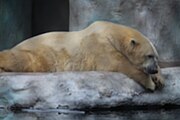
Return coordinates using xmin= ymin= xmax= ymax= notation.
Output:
xmin=151 ymin=74 xmax=164 ymax=90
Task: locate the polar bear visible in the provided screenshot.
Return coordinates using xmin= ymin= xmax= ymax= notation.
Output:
xmin=0 ymin=21 xmax=164 ymax=91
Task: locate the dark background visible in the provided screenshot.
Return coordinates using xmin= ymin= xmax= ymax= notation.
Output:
xmin=0 ymin=0 xmax=69 ymax=50
xmin=32 ymin=0 xmax=69 ymax=36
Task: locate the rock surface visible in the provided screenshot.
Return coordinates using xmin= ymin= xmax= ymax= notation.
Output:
xmin=70 ymin=0 xmax=180 ymax=61
xmin=0 ymin=67 xmax=179 ymax=111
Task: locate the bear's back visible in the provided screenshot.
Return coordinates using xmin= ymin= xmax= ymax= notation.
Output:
xmin=12 ymin=21 xmax=113 ymax=53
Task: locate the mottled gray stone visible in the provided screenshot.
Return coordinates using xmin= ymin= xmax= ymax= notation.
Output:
xmin=70 ymin=0 xmax=180 ymax=61
xmin=0 ymin=67 xmax=179 ymax=111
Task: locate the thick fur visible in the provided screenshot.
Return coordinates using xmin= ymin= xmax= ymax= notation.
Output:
xmin=0 ymin=21 xmax=164 ymax=91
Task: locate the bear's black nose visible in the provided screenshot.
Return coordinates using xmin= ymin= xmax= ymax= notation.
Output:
xmin=147 ymin=68 xmax=158 ymax=74
xmin=146 ymin=66 xmax=158 ymax=74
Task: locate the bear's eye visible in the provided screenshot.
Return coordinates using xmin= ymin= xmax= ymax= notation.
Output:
xmin=130 ymin=39 xmax=138 ymax=46
xmin=147 ymin=54 xmax=154 ymax=59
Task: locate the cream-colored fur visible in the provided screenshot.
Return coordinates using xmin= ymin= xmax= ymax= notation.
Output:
xmin=0 ymin=21 xmax=164 ymax=91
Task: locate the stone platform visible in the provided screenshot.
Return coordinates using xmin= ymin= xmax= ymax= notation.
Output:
xmin=0 ymin=67 xmax=179 ymax=112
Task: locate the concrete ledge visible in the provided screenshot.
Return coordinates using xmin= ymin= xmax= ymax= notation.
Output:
xmin=0 ymin=67 xmax=180 ymax=111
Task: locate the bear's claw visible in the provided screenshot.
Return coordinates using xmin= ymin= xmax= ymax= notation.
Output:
xmin=151 ymin=75 xmax=164 ymax=90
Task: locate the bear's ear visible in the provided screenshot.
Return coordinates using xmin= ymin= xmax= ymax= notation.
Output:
xmin=130 ymin=39 xmax=138 ymax=47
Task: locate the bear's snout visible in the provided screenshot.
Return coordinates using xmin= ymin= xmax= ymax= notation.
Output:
xmin=143 ymin=59 xmax=158 ymax=74
xmin=146 ymin=65 xmax=158 ymax=74
xmin=145 ymin=60 xmax=158 ymax=74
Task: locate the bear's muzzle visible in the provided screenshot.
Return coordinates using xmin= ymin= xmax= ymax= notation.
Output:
xmin=144 ymin=61 xmax=158 ymax=74
xmin=146 ymin=66 xmax=158 ymax=74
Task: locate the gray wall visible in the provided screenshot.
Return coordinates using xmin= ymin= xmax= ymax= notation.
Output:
xmin=0 ymin=0 xmax=32 ymax=50
xmin=70 ymin=0 xmax=180 ymax=62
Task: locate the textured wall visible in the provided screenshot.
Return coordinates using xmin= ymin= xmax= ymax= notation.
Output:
xmin=70 ymin=0 xmax=180 ymax=62
xmin=0 ymin=0 xmax=32 ymax=50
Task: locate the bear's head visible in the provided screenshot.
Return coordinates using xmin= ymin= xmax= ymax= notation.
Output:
xmin=126 ymin=35 xmax=159 ymax=75
xmin=108 ymin=25 xmax=159 ymax=74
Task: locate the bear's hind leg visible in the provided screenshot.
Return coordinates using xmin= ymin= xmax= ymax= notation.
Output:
xmin=0 ymin=49 xmax=51 ymax=72
xmin=0 ymin=50 xmax=34 ymax=72
xmin=0 ymin=50 xmax=18 ymax=72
